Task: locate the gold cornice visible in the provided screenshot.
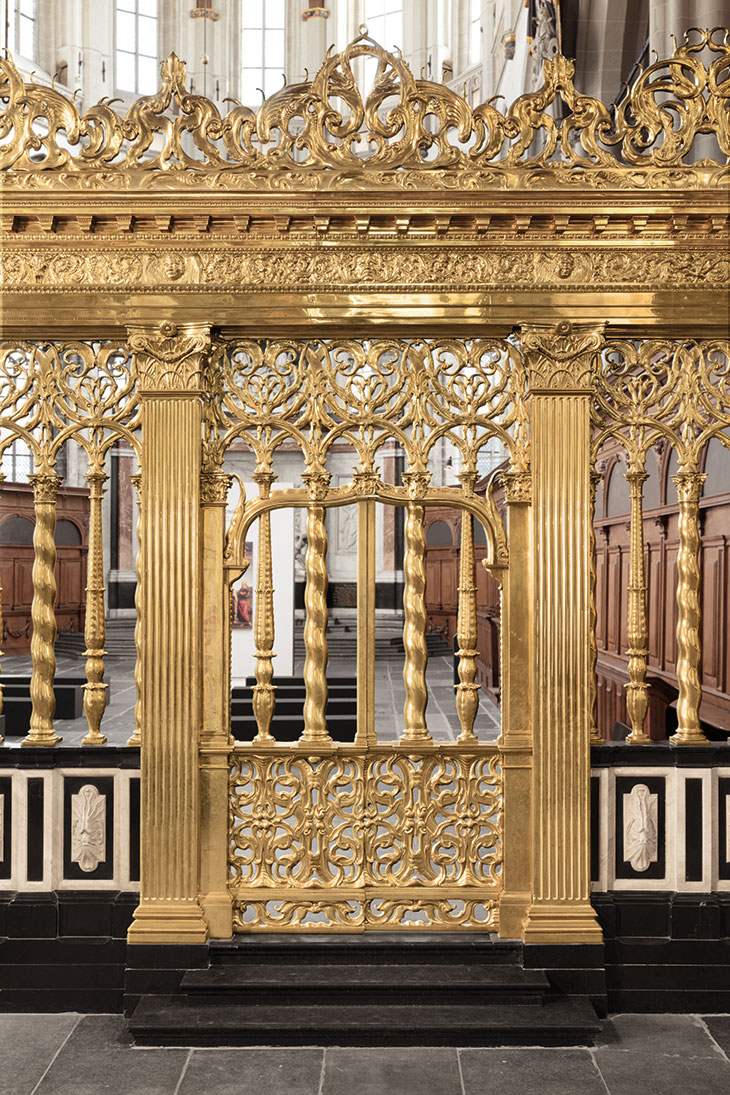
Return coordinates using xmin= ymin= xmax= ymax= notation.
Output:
xmin=0 ymin=27 xmax=728 ymax=193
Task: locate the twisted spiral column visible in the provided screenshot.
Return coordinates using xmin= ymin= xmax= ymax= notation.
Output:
xmin=401 ymin=500 xmax=430 ymax=743
xmin=671 ymin=471 xmax=708 ymax=746
xmin=588 ymin=470 xmax=604 ymax=744
xmin=301 ymin=502 xmax=330 ymax=744
xmin=81 ymin=471 xmax=108 ymax=746
xmin=625 ymin=468 xmax=651 ymax=744
xmin=127 ymin=473 xmax=142 ymax=747
xmin=23 ymin=472 xmax=61 ymax=748
xmin=252 ymin=475 xmax=277 ymax=743
xmin=0 ymin=577 xmax=4 ymax=746
xmin=456 ymin=509 xmax=479 ymax=743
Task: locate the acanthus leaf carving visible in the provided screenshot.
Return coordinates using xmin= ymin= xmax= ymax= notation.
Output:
xmin=521 ymin=321 xmax=605 ymax=390
xmin=128 ymin=321 xmax=212 ymax=393
xmin=71 ymin=784 xmax=107 ymax=873
xmin=623 ymin=783 xmax=659 ymax=873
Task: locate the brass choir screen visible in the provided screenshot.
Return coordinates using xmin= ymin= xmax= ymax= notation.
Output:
xmin=1 ymin=27 xmax=728 ymax=946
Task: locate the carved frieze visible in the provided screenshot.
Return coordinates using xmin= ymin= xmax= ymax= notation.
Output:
xmin=1 ymin=247 xmax=728 ymax=295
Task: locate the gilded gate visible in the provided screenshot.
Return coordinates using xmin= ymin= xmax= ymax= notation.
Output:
xmin=0 ymin=29 xmax=728 ymax=945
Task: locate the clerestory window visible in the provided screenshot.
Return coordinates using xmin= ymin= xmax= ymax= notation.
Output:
xmin=363 ymin=0 xmax=402 ymax=47
xmin=240 ymin=0 xmax=286 ymax=107
xmin=470 ymin=0 xmax=481 ymax=65
xmin=116 ymin=0 xmax=159 ymax=96
xmin=6 ymin=0 xmax=35 ymax=59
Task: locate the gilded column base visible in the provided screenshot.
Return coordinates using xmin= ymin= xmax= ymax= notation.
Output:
xmin=21 ymin=729 xmax=62 ymax=748
xmin=127 ymin=901 xmax=209 ymax=945
xmin=200 ymin=891 xmax=234 ymax=939
xmin=498 ymin=892 xmax=532 ymax=939
xmin=522 ymin=901 xmax=603 ymax=944
xmin=670 ymin=727 xmax=710 ymax=746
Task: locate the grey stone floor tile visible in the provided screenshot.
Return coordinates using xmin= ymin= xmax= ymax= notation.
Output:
xmin=34 ymin=1015 xmax=187 ymax=1095
xmin=322 ymin=1047 xmax=461 ymax=1095
xmin=459 ymin=1048 xmax=605 ymax=1095
xmin=594 ymin=1048 xmax=730 ymax=1094
xmin=701 ymin=1016 xmax=730 ymax=1058
xmin=178 ymin=1049 xmax=324 ymax=1095
xmin=595 ymin=1014 xmax=723 ymax=1058
xmin=0 ymin=1013 xmax=80 ymax=1095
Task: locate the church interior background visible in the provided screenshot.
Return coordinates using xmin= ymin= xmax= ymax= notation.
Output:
xmin=1 ymin=0 xmax=730 ymax=1089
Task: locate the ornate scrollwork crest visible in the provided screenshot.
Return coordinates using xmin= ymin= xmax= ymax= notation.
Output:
xmin=0 ymin=27 xmax=728 ymax=191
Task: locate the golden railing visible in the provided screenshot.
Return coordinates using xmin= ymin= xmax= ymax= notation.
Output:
xmin=0 ymin=342 xmax=140 ymax=748
xmin=591 ymin=340 xmax=730 ymax=745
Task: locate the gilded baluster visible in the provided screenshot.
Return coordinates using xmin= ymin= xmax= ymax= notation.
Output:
xmin=301 ymin=501 xmax=330 ymax=744
xmin=589 ymin=469 xmax=604 ymax=744
xmin=401 ymin=499 xmax=430 ymax=743
xmin=127 ymin=473 xmax=142 ymax=747
xmin=81 ymin=469 xmax=108 ymax=746
xmin=455 ymin=507 xmax=479 ymax=744
xmin=624 ymin=465 xmax=651 ymax=744
xmin=23 ymin=472 xmax=62 ymax=747
xmin=0 ymin=578 xmax=4 ymax=746
xmin=670 ymin=470 xmax=709 ymax=746
xmin=252 ymin=472 xmax=276 ymax=743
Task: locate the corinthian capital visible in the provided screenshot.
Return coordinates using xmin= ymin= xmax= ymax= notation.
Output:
xmin=521 ymin=321 xmax=605 ymax=391
xmin=128 ymin=321 xmax=212 ymax=394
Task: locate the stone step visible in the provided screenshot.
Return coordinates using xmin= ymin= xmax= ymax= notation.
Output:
xmin=181 ymin=962 xmax=549 ymax=1006
xmin=129 ymin=995 xmax=601 ymax=1047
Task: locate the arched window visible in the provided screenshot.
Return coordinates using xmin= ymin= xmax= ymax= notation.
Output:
xmin=0 ymin=516 xmax=34 ymax=544
xmin=116 ymin=0 xmax=158 ymax=96
xmin=665 ymin=448 xmax=681 ymax=505
xmin=241 ymin=0 xmax=286 ymax=106
xmin=7 ymin=0 xmax=35 ymax=59
xmin=54 ymin=520 xmax=82 ymax=546
xmin=364 ymin=1 xmax=402 ymax=47
xmin=703 ymin=436 xmax=730 ymax=496
xmin=605 ymin=459 xmax=630 ymax=517
xmin=426 ymin=520 xmax=453 ymax=547
xmin=1 ymin=438 xmax=32 ymax=483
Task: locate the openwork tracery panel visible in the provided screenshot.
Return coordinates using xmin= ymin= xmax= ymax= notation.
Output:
xmin=0 ymin=341 xmax=139 ymax=747
xmin=590 ymin=339 xmax=730 ymax=746
xmin=229 ymin=745 xmax=502 ymax=931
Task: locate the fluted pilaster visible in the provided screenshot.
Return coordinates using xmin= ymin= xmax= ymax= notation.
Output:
xmin=126 ymin=321 xmax=211 ymax=945
xmin=521 ymin=321 xmax=603 ymax=944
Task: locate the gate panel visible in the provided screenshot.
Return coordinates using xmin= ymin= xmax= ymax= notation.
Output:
xmin=229 ymin=746 xmax=502 ymax=931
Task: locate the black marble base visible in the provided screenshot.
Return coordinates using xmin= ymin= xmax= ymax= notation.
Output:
xmin=593 ymin=892 xmax=730 ymax=1012
xmin=0 ymin=891 xmax=137 ymax=1013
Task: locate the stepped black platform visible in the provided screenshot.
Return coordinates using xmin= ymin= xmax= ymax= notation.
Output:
xmin=1 ymin=675 xmax=91 ymax=736
xmin=127 ymin=934 xmax=602 ymax=1047
xmin=232 ymin=675 xmax=358 ymax=742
